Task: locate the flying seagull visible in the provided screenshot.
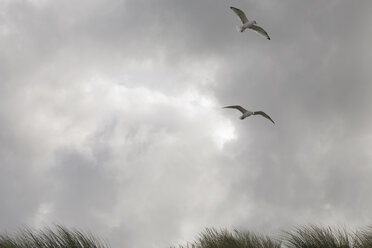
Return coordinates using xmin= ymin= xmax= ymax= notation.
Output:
xmin=230 ymin=6 xmax=271 ymax=40
xmin=223 ymin=105 xmax=275 ymax=124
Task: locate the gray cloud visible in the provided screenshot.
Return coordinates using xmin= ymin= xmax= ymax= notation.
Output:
xmin=1 ymin=0 xmax=372 ymax=247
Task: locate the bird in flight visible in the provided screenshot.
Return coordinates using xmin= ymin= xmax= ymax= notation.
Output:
xmin=230 ymin=6 xmax=271 ymax=40
xmin=223 ymin=105 xmax=275 ymax=124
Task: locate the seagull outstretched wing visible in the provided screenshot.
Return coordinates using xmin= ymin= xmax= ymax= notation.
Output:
xmin=253 ymin=111 xmax=275 ymax=124
xmin=250 ymin=25 xmax=271 ymax=40
xmin=223 ymin=105 xmax=248 ymax=114
xmin=230 ymin=6 xmax=248 ymax=24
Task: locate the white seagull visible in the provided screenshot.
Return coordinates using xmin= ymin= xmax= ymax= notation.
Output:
xmin=230 ymin=6 xmax=271 ymax=40
xmin=223 ymin=105 xmax=275 ymax=124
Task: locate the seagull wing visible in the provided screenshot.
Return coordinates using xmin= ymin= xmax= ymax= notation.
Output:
xmin=250 ymin=24 xmax=271 ymax=40
xmin=223 ymin=105 xmax=248 ymax=114
xmin=230 ymin=6 xmax=248 ymax=24
xmin=253 ymin=111 xmax=275 ymax=124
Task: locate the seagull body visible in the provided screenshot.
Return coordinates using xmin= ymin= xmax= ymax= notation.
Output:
xmin=230 ymin=6 xmax=271 ymax=40
xmin=223 ymin=105 xmax=275 ymax=124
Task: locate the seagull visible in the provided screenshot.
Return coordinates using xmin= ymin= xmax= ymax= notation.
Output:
xmin=230 ymin=6 xmax=271 ymax=40
xmin=223 ymin=105 xmax=275 ymax=124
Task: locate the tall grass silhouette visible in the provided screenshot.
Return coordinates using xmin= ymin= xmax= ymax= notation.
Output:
xmin=173 ymin=228 xmax=281 ymax=248
xmin=173 ymin=226 xmax=372 ymax=248
xmin=1 ymin=225 xmax=372 ymax=248
xmin=284 ymin=225 xmax=372 ymax=248
xmin=284 ymin=225 xmax=353 ymax=248
xmin=0 ymin=225 xmax=109 ymax=248
xmin=353 ymin=227 xmax=372 ymax=248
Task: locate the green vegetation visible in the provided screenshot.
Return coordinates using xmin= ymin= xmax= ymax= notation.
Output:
xmin=1 ymin=225 xmax=372 ymax=248
xmin=173 ymin=228 xmax=280 ymax=248
xmin=174 ymin=226 xmax=372 ymax=248
xmin=284 ymin=225 xmax=353 ymax=248
xmin=0 ymin=225 xmax=109 ymax=248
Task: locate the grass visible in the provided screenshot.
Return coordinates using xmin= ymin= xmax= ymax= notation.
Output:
xmin=284 ymin=225 xmax=353 ymax=248
xmin=0 ymin=225 xmax=109 ymax=248
xmin=1 ymin=225 xmax=372 ymax=248
xmin=353 ymin=227 xmax=372 ymax=248
xmin=174 ymin=226 xmax=372 ymax=248
xmin=173 ymin=228 xmax=281 ymax=248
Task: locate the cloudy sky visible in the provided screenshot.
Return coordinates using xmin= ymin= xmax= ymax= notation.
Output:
xmin=1 ymin=0 xmax=372 ymax=247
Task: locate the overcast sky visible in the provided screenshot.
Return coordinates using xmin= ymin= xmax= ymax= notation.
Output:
xmin=1 ymin=0 xmax=372 ymax=247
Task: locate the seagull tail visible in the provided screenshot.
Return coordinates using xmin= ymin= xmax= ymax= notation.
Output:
xmin=236 ymin=25 xmax=245 ymax=32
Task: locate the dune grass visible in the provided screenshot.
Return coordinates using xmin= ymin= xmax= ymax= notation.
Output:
xmin=284 ymin=225 xmax=372 ymax=248
xmin=0 ymin=225 xmax=109 ymax=248
xmin=284 ymin=225 xmax=353 ymax=248
xmin=173 ymin=228 xmax=281 ymax=248
xmin=174 ymin=226 xmax=372 ymax=248
xmin=1 ymin=225 xmax=372 ymax=248
xmin=353 ymin=227 xmax=372 ymax=248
